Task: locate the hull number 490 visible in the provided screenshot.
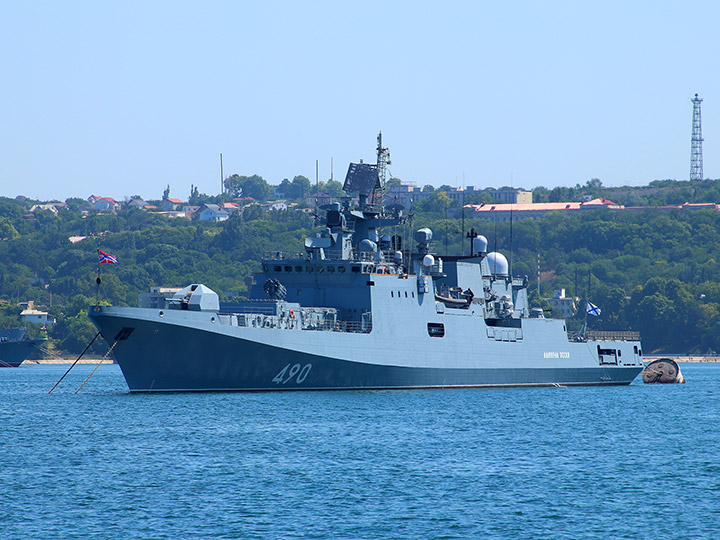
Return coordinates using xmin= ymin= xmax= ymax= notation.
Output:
xmin=272 ymin=363 xmax=312 ymax=384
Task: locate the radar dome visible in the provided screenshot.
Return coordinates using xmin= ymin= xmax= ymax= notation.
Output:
xmin=472 ymin=235 xmax=488 ymax=254
xmin=358 ymin=239 xmax=377 ymax=253
xmin=486 ymin=252 xmax=509 ymax=276
xmin=423 ymin=254 xmax=435 ymax=267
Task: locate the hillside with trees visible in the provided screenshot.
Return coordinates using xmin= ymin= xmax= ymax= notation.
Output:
xmin=3 ymin=177 xmax=720 ymax=355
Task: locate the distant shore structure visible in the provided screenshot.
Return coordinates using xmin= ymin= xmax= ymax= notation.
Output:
xmin=691 ymin=93 xmax=704 ymax=181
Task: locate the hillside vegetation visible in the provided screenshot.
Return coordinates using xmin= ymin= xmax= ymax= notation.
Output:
xmin=2 ymin=178 xmax=720 ymax=355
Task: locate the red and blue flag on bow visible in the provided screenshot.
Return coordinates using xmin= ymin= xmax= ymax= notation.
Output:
xmin=98 ymin=249 xmax=117 ymax=264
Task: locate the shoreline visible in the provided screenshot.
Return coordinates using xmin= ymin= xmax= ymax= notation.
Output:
xmin=644 ymin=355 xmax=720 ymax=363
xmin=26 ymin=358 xmax=116 ymax=365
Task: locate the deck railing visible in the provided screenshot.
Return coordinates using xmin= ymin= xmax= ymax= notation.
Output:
xmin=568 ymin=330 xmax=641 ymax=342
xmin=218 ymin=311 xmax=372 ymax=334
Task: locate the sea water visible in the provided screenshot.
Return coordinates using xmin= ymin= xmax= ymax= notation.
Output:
xmin=1 ymin=364 xmax=719 ymax=540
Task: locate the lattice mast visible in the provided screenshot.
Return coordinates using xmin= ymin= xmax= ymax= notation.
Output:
xmin=691 ymin=93 xmax=704 ymax=181
xmin=375 ymin=131 xmax=391 ymax=203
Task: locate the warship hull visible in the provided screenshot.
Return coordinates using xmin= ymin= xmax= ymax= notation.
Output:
xmin=89 ymin=306 xmax=642 ymax=392
xmin=0 ymin=334 xmax=42 ymax=368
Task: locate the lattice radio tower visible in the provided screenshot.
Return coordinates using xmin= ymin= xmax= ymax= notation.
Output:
xmin=691 ymin=93 xmax=704 ymax=181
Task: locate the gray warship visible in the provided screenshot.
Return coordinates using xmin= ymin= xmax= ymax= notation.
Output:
xmin=0 ymin=329 xmax=43 ymax=367
xmin=89 ymin=135 xmax=644 ymax=391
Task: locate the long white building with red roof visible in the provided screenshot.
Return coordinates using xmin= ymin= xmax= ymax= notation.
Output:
xmin=465 ymin=197 xmax=621 ymax=221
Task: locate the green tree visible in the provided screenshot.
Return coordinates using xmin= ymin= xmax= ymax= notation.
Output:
xmin=291 ymin=176 xmax=312 ymax=199
xmin=0 ymin=217 xmax=19 ymax=240
xmin=224 ymin=174 xmax=273 ymax=201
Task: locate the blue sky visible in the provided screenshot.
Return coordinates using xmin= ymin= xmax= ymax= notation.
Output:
xmin=2 ymin=1 xmax=719 ymax=201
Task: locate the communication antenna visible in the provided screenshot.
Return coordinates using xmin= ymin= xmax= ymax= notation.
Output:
xmin=461 ymin=173 xmax=465 ymax=256
xmin=509 ymin=173 xmax=513 ymax=279
xmin=376 ymin=131 xmax=391 ymax=205
xmin=315 ymin=159 xmax=319 ymax=225
xmin=445 ymin=198 xmax=449 ymax=256
xmin=691 ymin=93 xmax=704 ymax=181
xmin=461 ymin=191 xmax=465 ymax=256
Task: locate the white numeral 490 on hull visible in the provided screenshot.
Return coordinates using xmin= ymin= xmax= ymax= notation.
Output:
xmin=272 ymin=363 xmax=312 ymax=385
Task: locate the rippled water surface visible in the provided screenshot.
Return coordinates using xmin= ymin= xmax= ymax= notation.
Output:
xmin=1 ymin=364 xmax=719 ymax=539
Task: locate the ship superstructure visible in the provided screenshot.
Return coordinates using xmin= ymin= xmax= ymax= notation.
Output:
xmin=89 ymin=136 xmax=643 ymax=391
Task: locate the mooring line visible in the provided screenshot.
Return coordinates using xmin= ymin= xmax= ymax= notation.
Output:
xmin=74 ymin=339 xmax=119 ymax=394
xmin=48 ymin=331 xmax=101 ymax=394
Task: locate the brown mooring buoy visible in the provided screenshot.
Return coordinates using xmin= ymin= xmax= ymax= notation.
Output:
xmin=642 ymin=358 xmax=685 ymax=384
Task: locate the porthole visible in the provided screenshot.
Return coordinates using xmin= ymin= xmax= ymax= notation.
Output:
xmin=427 ymin=322 xmax=445 ymax=338
xmin=158 ymin=311 xmax=164 ymax=317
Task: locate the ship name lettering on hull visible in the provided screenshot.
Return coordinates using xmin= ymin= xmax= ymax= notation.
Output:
xmin=543 ymin=352 xmax=570 ymax=359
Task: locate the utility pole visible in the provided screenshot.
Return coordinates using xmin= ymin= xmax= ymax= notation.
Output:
xmin=220 ymin=153 xmax=224 ymax=195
